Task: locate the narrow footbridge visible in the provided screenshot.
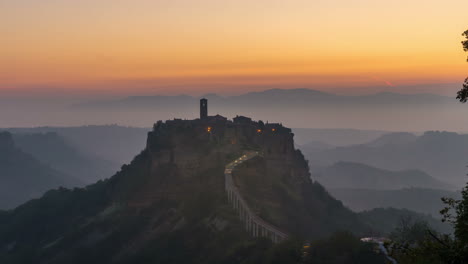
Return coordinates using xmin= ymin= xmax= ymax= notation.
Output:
xmin=225 ymin=151 xmax=289 ymax=243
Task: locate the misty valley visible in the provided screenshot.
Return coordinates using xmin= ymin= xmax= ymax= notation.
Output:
xmin=0 ymin=92 xmax=467 ymax=264
xmin=2 ymin=1 xmax=468 ymax=263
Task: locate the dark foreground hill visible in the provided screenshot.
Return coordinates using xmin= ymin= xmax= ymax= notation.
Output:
xmin=0 ymin=117 xmax=391 ymax=264
xmin=0 ymin=132 xmax=82 ymax=209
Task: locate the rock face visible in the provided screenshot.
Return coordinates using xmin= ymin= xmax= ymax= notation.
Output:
xmin=124 ymin=116 xmax=363 ymax=238
xmin=126 ymin=116 xmax=300 ymax=207
xmin=0 ymin=116 xmax=367 ymax=263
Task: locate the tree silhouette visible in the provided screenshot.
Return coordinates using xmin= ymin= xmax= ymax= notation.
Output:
xmin=462 ymin=30 xmax=468 ymax=52
xmin=456 ymin=30 xmax=468 ymax=102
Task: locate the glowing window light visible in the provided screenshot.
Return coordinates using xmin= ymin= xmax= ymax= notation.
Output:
xmin=207 ymin=126 xmax=212 ymax=133
xmin=272 ymin=128 xmax=276 ymax=132
xmin=257 ymin=129 xmax=262 ymax=133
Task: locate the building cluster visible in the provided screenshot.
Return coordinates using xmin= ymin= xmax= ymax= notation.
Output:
xmin=149 ymin=98 xmax=295 ymax=159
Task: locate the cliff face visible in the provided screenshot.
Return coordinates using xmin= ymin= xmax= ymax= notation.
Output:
xmin=123 ymin=117 xmax=301 ymax=207
xmin=0 ymin=117 xmax=367 ymax=263
xmin=233 ymin=153 xmax=366 ymax=238
xmin=127 ymin=117 xmax=362 ymax=239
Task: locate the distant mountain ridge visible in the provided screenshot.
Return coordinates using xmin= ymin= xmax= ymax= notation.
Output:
xmin=294 ymin=128 xmax=388 ymax=146
xmin=6 ymin=125 xmax=149 ymax=165
xmin=365 ymin=132 xmax=418 ymax=147
xmin=328 ymin=188 xmax=460 ymax=217
xmin=0 ymin=132 xmax=82 ymax=209
xmin=12 ymin=132 xmax=118 ymax=183
xmin=74 ymin=88 xmax=454 ymax=110
xmin=314 ymin=161 xmax=454 ymax=190
xmin=63 ymin=88 xmax=464 ymax=130
xmin=303 ymin=131 xmax=468 ymax=185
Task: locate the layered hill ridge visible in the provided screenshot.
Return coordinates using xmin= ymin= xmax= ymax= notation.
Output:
xmin=12 ymin=132 xmax=118 ymax=183
xmin=0 ymin=116 xmax=372 ymax=263
xmin=313 ymin=161 xmax=453 ymax=190
xmin=0 ymin=132 xmax=81 ymax=209
xmin=303 ymin=131 xmax=468 ymax=186
xmin=7 ymin=125 xmax=148 ymax=168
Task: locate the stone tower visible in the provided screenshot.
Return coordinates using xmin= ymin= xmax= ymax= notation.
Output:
xmin=200 ymin=98 xmax=208 ymax=120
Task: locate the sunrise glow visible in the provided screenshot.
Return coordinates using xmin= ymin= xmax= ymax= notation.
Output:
xmin=1 ymin=0 xmax=468 ymax=95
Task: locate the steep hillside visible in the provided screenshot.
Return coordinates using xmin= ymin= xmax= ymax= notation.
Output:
xmin=313 ymin=162 xmax=453 ymax=190
xmin=0 ymin=132 xmax=82 ymax=209
xmin=12 ymin=132 xmax=118 ymax=183
xmin=0 ymin=117 xmax=376 ymax=263
xmin=232 ymin=157 xmax=365 ymax=238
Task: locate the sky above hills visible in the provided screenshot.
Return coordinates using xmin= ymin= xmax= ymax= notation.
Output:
xmin=1 ymin=89 xmax=468 ymax=131
xmin=1 ymin=0 xmax=468 ymax=96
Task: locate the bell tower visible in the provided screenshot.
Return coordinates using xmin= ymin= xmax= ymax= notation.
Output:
xmin=200 ymin=98 xmax=208 ymax=120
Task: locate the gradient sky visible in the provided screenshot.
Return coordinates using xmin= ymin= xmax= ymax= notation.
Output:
xmin=1 ymin=0 xmax=468 ymax=96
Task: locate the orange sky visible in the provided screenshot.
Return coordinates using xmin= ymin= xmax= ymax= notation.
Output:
xmin=1 ymin=0 xmax=467 ymax=95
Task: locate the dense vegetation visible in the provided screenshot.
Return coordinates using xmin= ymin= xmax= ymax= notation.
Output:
xmin=358 ymin=208 xmax=451 ymax=235
xmin=387 ymin=182 xmax=468 ymax=263
xmin=303 ymin=232 xmax=386 ymax=264
xmin=391 ymin=31 xmax=468 ymax=262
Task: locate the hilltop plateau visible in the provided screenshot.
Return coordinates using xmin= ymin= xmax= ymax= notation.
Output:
xmin=0 ymin=111 xmax=383 ymax=263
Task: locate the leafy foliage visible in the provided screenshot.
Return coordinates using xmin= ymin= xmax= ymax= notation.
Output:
xmin=462 ymin=30 xmax=468 ymax=52
xmin=456 ymin=78 xmax=468 ymax=103
xmin=303 ymin=231 xmax=385 ymax=264
xmin=393 ymin=29 xmax=468 ymax=261
xmin=456 ymin=30 xmax=468 ymax=102
xmin=389 ymin=183 xmax=468 ymax=263
xmin=358 ymin=207 xmax=451 ymax=235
